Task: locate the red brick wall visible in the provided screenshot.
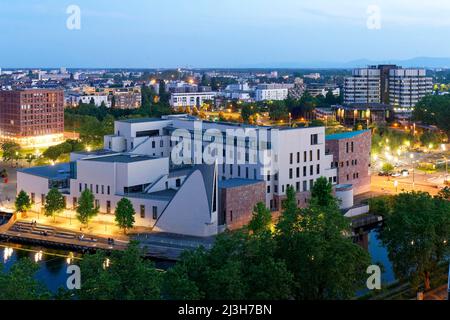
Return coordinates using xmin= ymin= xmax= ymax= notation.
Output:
xmin=219 ymin=181 xmax=266 ymax=230
xmin=326 ymin=130 xmax=371 ymax=195
xmin=0 ymin=89 xmax=64 ymax=138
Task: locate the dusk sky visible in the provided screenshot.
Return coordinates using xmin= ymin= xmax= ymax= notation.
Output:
xmin=1 ymin=0 xmax=450 ymax=68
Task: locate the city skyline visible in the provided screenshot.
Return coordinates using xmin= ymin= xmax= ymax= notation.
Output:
xmin=2 ymin=0 xmax=450 ymax=68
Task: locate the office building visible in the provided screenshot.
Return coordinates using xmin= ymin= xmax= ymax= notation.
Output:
xmin=0 ymin=89 xmax=64 ymax=147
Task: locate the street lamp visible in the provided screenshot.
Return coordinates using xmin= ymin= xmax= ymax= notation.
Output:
xmin=410 ymin=153 xmax=415 ymax=190
xmin=442 ymin=144 xmax=448 ymax=184
xmin=394 ymin=180 xmax=398 ymax=193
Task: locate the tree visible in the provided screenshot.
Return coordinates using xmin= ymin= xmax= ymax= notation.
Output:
xmin=76 ymin=189 xmax=98 ymax=226
xmin=163 ymin=231 xmax=293 ymax=300
xmin=115 ymin=198 xmax=136 ymax=234
xmin=276 ymin=185 xmax=299 ymax=237
xmin=436 ymin=186 xmax=450 ymax=200
xmin=381 ymin=162 xmax=394 ymax=173
xmin=413 ymin=95 xmax=450 ymax=135
xmin=268 ymin=100 xmax=288 ymax=121
xmin=78 ymin=242 xmax=162 ymax=300
xmin=379 ymin=192 xmax=450 ymax=291
xmin=241 ymin=104 xmax=258 ymax=123
xmin=1 ymin=142 xmax=21 ymax=163
xmin=310 ymin=176 xmax=337 ymax=208
xmin=15 ymin=190 xmax=31 ymax=215
xmin=0 ymin=258 xmax=50 ymax=300
xmin=44 ymin=188 xmax=65 ymax=222
xmin=25 ymin=153 xmax=37 ymax=167
xmin=248 ymin=202 xmax=272 ymax=235
xmin=274 ymin=181 xmax=370 ymax=299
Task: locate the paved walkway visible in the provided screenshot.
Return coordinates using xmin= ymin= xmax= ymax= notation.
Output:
xmin=2 ymin=220 xmax=129 ymax=251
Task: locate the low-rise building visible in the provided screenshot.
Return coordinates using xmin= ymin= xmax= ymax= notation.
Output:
xmin=325 ymin=130 xmax=372 ymax=195
xmin=170 ymin=92 xmax=216 ymax=108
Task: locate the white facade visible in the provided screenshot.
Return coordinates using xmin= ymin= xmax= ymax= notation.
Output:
xmin=17 ymin=115 xmax=341 ymax=236
xmin=344 ymin=68 xmax=381 ymax=104
xmin=170 ymin=92 xmax=216 ymax=108
xmin=389 ymin=68 xmax=433 ymax=113
xmin=255 ymin=88 xmax=288 ymax=101
xmin=103 ymin=115 xmax=337 ymax=210
xmin=66 ymin=94 xmax=111 ymax=107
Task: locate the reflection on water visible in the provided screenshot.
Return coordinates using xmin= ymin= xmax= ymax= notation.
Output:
xmin=354 ymin=225 xmax=396 ymax=296
xmin=1 ymin=244 xmax=77 ymax=293
xmin=3 ymin=228 xmax=395 ymax=297
xmin=1 ymin=242 xmax=175 ymax=293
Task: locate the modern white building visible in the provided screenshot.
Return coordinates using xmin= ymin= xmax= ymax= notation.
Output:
xmin=17 ymin=152 xmax=219 ymax=237
xmin=170 ymin=92 xmax=216 ymax=108
xmin=255 ymin=84 xmax=292 ymax=101
xmin=104 ymin=115 xmax=337 ymax=211
xmin=17 ymin=115 xmax=347 ymax=236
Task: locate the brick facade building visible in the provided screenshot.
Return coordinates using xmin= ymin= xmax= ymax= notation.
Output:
xmin=325 ymin=130 xmax=372 ymax=195
xmin=0 ymin=89 xmax=64 ymax=146
xmin=219 ymin=179 xmax=266 ymax=230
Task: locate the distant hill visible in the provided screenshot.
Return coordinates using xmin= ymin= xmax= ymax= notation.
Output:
xmin=242 ymin=57 xmax=450 ymax=69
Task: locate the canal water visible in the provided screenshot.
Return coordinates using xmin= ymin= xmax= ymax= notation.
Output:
xmin=1 ymin=226 xmax=396 ymax=295
xmin=0 ymin=242 xmax=175 ymax=293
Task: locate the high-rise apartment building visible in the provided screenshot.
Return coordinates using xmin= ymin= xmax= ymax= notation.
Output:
xmin=389 ymin=68 xmax=433 ymax=114
xmin=343 ymin=67 xmax=381 ymax=104
xmin=0 ymin=89 xmax=64 ymax=147
xmin=343 ymin=65 xmax=433 ymax=117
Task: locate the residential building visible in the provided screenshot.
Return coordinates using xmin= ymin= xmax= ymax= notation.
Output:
xmin=389 ymin=68 xmax=433 ymax=115
xmin=255 ymin=84 xmax=292 ymax=101
xmin=306 ymin=83 xmax=340 ymax=97
xmin=66 ymin=93 xmax=111 ymax=107
xmin=344 ymin=65 xmax=433 ymax=118
xmin=170 ymin=92 xmax=216 ymax=108
xmin=0 ymin=89 xmax=64 ymax=147
xmin=344 ymin=67 xmax=381 ymax=104
xmin=110 ymin=87 xmax=142 ymax=109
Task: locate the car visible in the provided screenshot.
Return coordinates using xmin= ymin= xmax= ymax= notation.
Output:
xmin=378 ymin=171 xmax=390 ymax=176
xmin=391 ymin=172 xmax=402 ymax=177
xmin=401 ymin=169 xmax=409 ymax=177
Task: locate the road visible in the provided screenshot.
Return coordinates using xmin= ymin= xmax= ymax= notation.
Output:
xmin=370 ymin=171 xmax=444 ymax=196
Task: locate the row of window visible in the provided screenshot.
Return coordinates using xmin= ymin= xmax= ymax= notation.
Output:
xmin=332 ymin=159 xmax=359 ymax=168
xmin=222 ymin=164 xmax=258 ymax=180
xmin=79 ymin=183 xmax=111 ymax=195
xmin=289 ymin=149 xmax=321 ymax=165
xmin=267 ymin=176 xmax=338 ymax=195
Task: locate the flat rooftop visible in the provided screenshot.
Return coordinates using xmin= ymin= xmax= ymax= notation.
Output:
xmin=326 ymin=130 xmax=369 ymax=141
xmin=116 ymin=118 xmax=166 ymax=124
xmin=84 ymin=154 xmax=156 ymax=163
xmin=72 ymin=149 xmax=117 ymax=156
xmin=127 ymin=189 xmax=177 ymax=201
xmin=219 ymin=178 xmax=264 ymax=189
xmin=19 ymin=163 xmax=70 ymax=180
